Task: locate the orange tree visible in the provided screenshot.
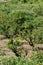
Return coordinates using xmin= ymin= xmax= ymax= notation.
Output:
xmin=0 ymin=2 xmax=43 ymax=45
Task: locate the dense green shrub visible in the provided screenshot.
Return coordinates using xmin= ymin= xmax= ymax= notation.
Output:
xmin=0 ymin=0 xmax=43 ymax=47
xmin=0 ymin=2 xmax=43 ymax=44
xmin=0 ymin=1 xmax=43 ymax=65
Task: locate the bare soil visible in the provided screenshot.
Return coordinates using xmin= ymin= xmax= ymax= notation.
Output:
xmin=0 ymin=39 xmax=43 ymax=58
xmin=0 ymin=39 xmax=16 ymax=57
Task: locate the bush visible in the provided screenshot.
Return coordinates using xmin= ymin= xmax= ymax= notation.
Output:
xmin=0 ymin=2 xmax=43 ymax=44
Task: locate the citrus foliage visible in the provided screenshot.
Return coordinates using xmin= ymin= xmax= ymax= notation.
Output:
xmin=0 ymin=1 xmax=43 ymax=44
xmin=0 ymin=0 xmax=43 ymax=65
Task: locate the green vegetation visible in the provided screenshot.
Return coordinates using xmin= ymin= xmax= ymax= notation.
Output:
xmin=0 ymin=2 xmax=43 ymax=44
xmin=0 ymin=0 xmax=43 ymax=65
xmin=0 ymin=52 xmax=43 ymax=65
xmin=11 ymin=0 xmax=43 ymax=4
xmin=0 ymin=50 xmax=5 ymax=56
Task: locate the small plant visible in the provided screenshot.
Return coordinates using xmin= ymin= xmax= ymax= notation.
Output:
xmin=7 ymin=38 xmax=23 ymax=57
xmin=33 ymin=47 xmax=39 ymax=51
xmin=0 ymin=50 xmax=5 ymax=56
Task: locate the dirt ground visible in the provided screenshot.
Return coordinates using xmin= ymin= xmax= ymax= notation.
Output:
xmin=0 ymin=39 xmax=43 ymax=58
xmin=0 ymin=39 xmax=16 ymax=57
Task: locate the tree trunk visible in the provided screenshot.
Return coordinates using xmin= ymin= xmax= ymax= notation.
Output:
xmin=10 ymin=35 xmax=14 ymax=44
xmin=10 ymin=39 xmax=13 ymax=44
xmin=29 ymin=37 xmax=34 ymax=47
